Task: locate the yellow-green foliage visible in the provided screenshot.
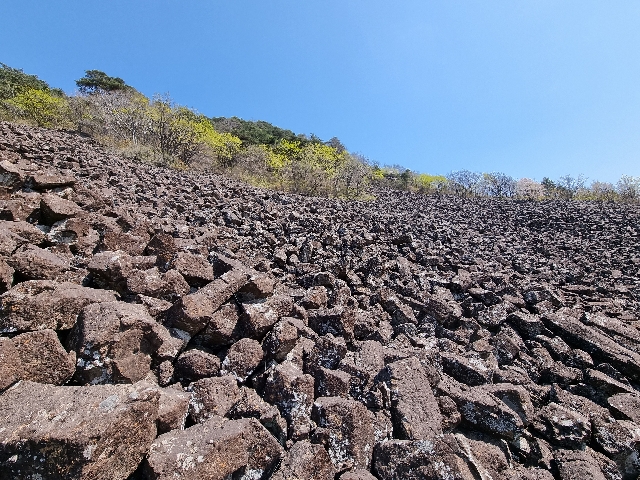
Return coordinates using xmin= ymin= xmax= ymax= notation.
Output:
xmin=5 ymin=88 xmax=71 ymax=128
xmin=415 ymin=173 xmax=448 ymax=192
xmin=195 ymin=119 xmax=242 ymax=165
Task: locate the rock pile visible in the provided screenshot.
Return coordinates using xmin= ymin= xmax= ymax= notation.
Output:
xmin=0 ymin=121 xmax=639 ymax=479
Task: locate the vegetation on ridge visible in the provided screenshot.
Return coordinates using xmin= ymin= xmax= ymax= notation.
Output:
xmin=1 ymin=62 xmax=639 ymax=203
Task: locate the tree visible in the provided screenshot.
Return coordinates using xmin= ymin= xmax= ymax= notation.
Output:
xmin=76 ymin=70 xmax=129 ymax=94
xmin=617 ymin=175 xmax=640 ymax=202
xmin=5 ymin=88 xmax=71 ymax=128
xmin=446 ymin=170 xmax=481 ymax=197
xmin=0 ymin=63 xmax=52 ymax=101
xmin=515 ymin=178 xmax=544 ymax=200
xmin=479 ymin=172 xmax=516 ymax=197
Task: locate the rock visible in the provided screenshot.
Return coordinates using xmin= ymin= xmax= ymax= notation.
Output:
xmin=165 ymin=271 xmax=249 ymax=336
xmin=173 ymin=348 xmax=221 ymax=384
xmin=126 ymin=267 xmax=190 ymax=302
xmin=542 ymin=313 xmax=640 ymax=382
xmin=447 ymin=383 xmax=525 ymax=440
xmin=228 ymin=386 xmax=288 ymax=443
xmin=311 ymin=396 xmax=375 ymax=471
xmin=307 ymin=306 xmax=356 ymax=342
xmin=240 ymin=294 xmax=294 ymax=339
xmin=441 ymin=351 xmax=494 ymax=386
xmin=271 ymin=440 xmax=336 ymax=480
xmin=145 ymin=233 xmax=177 ymax=268
xmin=31 ymin=172 xmax=75 ymax=189
xmin=40 ymin=193 xmax=82 ymax=224
xmin=339 ymin=470 xmax=378 ymax=480
xmin=12 ymin=329 xmax=75 ymax=385
xmin=88 ymin=250 xmax=136 ymax=292
xmin=156 ymin=385 xmax=191 ymax=434
xmin=190 ymin=302 xmax=242 ymax=348
xmin=0 ymin=159 xmax=25 ymax=190
xmin=314 ymin=367 xmax=351 ymax=397
xmin=0 ymin=258 xmax=13 ymax=292
xmin=262 ymin=317 xmax=300 ymax=361
xmin=144 ymin=417 xmax=283 ymax=480
xmin=8 ymin=245 xmax=68 ymax=280
xmin=188 ymin=375 xmax=241 ymax=423
xmin=0 ymin=336 xmax=22 ymax=391
xmin=263 ymin=361 xmax=315 ymax=441
xmin=377 ymin=356 xmax=443 ymax=441
xmin=554 ymin=449 xmax=609 ymax=480
xmin=608 ymin=393 xmax=640 ymax=423
xmin=532 ymin=402 xmax=591 ymax=448
xmin=373 ymin=436 xmax=476 ymax=480
xmin=69 ymin=301 xmax=177 ymax=384
xmin=0 ymin=380 xmax=159 ymax=480
xmin=0 ymin=280 xmax=116 ymax=333
xmin=172 ymin=252 xmax=215 ymax=287
xmin=220 ymin=338 xmax=264 ymax=382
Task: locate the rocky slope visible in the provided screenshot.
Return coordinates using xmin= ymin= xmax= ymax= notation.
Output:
xmin=0 ymin=121 xmax=639 ymax=479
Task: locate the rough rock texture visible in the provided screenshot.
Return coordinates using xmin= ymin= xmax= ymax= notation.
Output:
xmin=1 ymin=122 xmax=640 ymax=478
xmin=0 ymin=381 xmax=159 ymax=480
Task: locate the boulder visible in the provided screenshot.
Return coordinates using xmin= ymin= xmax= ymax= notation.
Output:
xmin=220 ymin=338 xmax=264 ymax=382
xmin=40 ymin=193 xmax=82 ymax=224
xmin=188 ymin=375 xmax=241 ymax=423
xmin=144 ymin=417 xmax=283 ymax=480
xmin=173 ymin=348 xmax=220 ymax=384
xmin=0 ymin=336 xmax=22 ymax=391
xmin=12 ymin=329 xmax=75 ymax=385
xmin=0 ymin=381 xmax=159 ymax=480
xmin=378 ymin=356 xmax=443 ymax=441
xmin=8 ymin=245 xmax=68 ymax=280
xmin=69 ymin=301 xmax=178 ymax=384
xmin=0 ymin=280 xmax=116 ymax=333
xmin=312 ymin=396 xmax=375 ymax=471
xmin=271 ymin=441 xmax=336 ymax=480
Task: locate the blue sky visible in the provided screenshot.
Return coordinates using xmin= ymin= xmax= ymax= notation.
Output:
xmin=2 ymin=1 xmax=640 ymax=183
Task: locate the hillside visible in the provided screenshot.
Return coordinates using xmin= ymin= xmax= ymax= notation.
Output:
xmin=0 ymin=121 xmax=640 ymax=479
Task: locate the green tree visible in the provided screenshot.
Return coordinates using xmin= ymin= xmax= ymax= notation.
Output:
xmin=5 ymin=88 xmax=71 ymax=128
xmin=0 ymin=63 xmax=50 ymax=100
xmin=76 ymin=70 xmax=129 ymax=94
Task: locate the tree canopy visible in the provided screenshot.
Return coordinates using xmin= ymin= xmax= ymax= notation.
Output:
xmin=76 ymin=70 xmax=129 ymax=94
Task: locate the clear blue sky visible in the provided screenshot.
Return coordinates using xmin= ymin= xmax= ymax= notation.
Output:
xmin=3 ymin=1 xmax=640 ymax=183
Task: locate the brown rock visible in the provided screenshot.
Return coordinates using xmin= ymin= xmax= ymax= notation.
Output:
xmin=12 ymin=329 xmax=75 ymax=385
xmin=1 ymin=219 xmax=47 ymax=245
xmin=0 ymin=280 xmax=117 ymax=333
xmin=373 ymin=435 xmax=476 ymax=480
xmin=339 ymin=470 xmax=378 ymax=480
xmin=31 ymin=172 xmax=75 ymax=189
xmin=241 ymin=294 xmax=294 ymax=339
xmin=262 ymin=317 xmax=300 ymax=361
xmin=191 ymin=302 xmax=242 ymax=348
xmin=271 ymin=440 xmax=336 ymax=480
xmin=220 ymin=338 xmax=264 ymax=382
xmin=40 ymin=193 xmax=82 ymax=224
xmin=228 ymin=386 xmax=288 ymax=443
xmin=8 ymin=245 xmax=68 ymax=280
xmin=69 ymin=301 xmax=178 ymax=384
xmin=532 ymin=402 xmax=591 ymax=448
xmin=0 ymin=160 xmax=25 ymax=190
xmin=188 ymin=375 xmax=241 ymax=423
xmin=0 ymin=336 xmax=22 ymax=391
xmin=0 ymin=258 xmax=13 ymax=292
xmin=126 ymin=267 xmax=190 ymax=302
xmin=554 ymin=449 xmax=609 ymax=480
xmin=156 ymin=385 xmax=191 ymax=434
xmin=379 ymin=356 xmax=443 ymax=441
xmin=174 ymin=348 xmax=221 ymax=384
xmin=0 ymin=380 xmax=159 ymax=480
xmin=608 ymin=393 xmax=640 ymax=423
xmin=172 ymin=251 xmax=214 ymax=286
xmin=307 ymin=306 xmax=356 ymax=341
xmin=312 ymin=396 xmax=375 ymax=471
xmin=166 ymin=271 xmax=249 ymax=336
xmin=144 ymin=417 xmax=283 ymax=480
xmin=263 ymin=361 xmax=315 ymax=440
